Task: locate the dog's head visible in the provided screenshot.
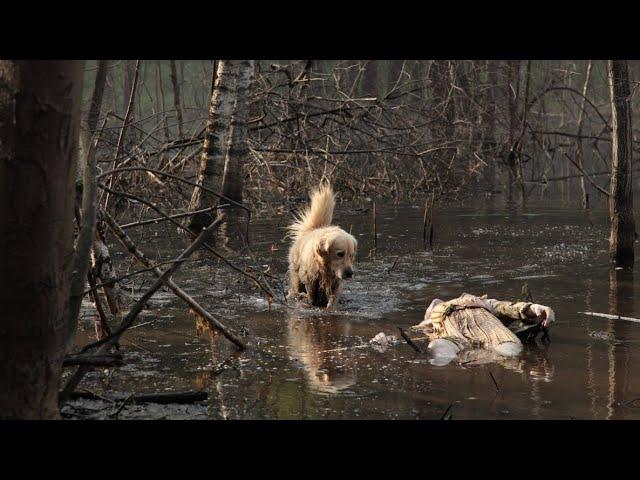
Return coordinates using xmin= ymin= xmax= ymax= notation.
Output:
xmin=316 ymin=229 xmax=358 ymax=280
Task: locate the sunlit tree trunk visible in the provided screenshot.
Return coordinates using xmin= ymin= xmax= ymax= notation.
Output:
xmin=576 ymin=60 xmax=592 ymax=209
xmin=221 ymin=60 xmax=255 ymax=207
xmin=188 ymin=60 xmax=238 ymax=233
xmin=608 ymin=59 xmax=635 ymax=268
xmin=0 ymin=60 xmax=84 ymax=419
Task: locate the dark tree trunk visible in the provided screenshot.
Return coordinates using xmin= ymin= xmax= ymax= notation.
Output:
xmin=361 ymin=60 xmax=379 ymax=97
xmin=386 ymin=60 xmax=403 ymax=95
xmin=483 ymin=60 xmax=499 ymax=191
xmin=608 ymin=59 xmax=635 ymax=268
xmin=87 ymin=60 xmax=109 ymax=133
xmin=170 ymin=60 xmax=184 ymax=139
xmin=505 ymin=60 xmax=521 ymax=201
xmin=0 ymin=60 xmax=84 ymax=419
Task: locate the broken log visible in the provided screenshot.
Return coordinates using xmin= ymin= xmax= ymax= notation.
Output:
xmin=67 ymin=390 xmax=208 ymax=405
xmin=63 ymin=353 xmax=124 ymax=368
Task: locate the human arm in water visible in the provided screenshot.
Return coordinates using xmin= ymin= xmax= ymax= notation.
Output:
xmin=483 ymin=299 xmax=555 ymax=328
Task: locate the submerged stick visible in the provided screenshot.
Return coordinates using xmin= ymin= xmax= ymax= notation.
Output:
xmin=372 ymin=199 xmax=377 ymax=252
xmin=102 ymin=210 xmax=246 ymax=351
xmin=488 ymin=371 xmax=500 ymax=392
xmin=579 ymin=311 xmax=640 ymax=323
xmin=397 ymin=327 xmax=422 ymax=353
xmin=66 ymin=390 xmax=208 ymax=405
xmin=422 ymin=197 xmax=429 ymax=248
xmin=440 ymin=403 xmax=454 ymax=420
xmin=422 ymin=192 xmax=435 ymax=250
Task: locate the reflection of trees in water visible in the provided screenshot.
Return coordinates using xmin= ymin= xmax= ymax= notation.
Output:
xmin=576 ymin=270 xmax=635 ymax=419
xmin=216 ymin=210 xmax=249 ymax=255
xmin=583 ymin=277 xmax=599 ymax=419
xmin=606 ymin=268 xmax=634 ymax=419
xmin=192 ymin=310 xmax=240 ymax=420
xmin=286 ymin=313 xmax=357 ymax=396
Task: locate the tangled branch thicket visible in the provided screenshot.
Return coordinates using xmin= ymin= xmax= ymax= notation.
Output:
xmin=90 ymin=59 xmax=636 ymax=222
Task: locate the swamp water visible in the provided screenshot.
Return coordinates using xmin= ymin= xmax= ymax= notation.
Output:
xmin=65 ymin=198 xmax=640 ymax=420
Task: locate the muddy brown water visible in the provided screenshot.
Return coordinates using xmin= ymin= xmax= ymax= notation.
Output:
xmin=66 ymin=197 xmax=640 ymax=420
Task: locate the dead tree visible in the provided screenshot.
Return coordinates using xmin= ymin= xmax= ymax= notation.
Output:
xmin=170 ymin=60 xmax=184 ymax=139
xmin=88 ymin=61 xmax=109 ymax=132
xmin=0 ymin=60 xmax=85 ymax=419
xmin=576 ymin=60 xmax=593 ymax=209
xmin=483 ymin=60 xmax=499 ymax=190
xmin=608 ymin=60 xmax=635 ymax=268
xmin=505 ymin=60 xmax=521 ymax=201
xmin=361 ymin=60 xmax=379 ymax=97
xmin=188 ymin=60 xmax=238 ymax=233
xmin=221 ymin=60 xmax=255 ymax=207
xmin=157 ymin=61 xmax=170 ymax=141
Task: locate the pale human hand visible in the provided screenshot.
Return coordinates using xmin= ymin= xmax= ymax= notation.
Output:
xmin=529 ymin=304 xmax=555 ymax=328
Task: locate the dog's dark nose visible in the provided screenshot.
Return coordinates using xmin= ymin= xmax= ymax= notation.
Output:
xmin=344 ymin=267 xmax=353 ymax=279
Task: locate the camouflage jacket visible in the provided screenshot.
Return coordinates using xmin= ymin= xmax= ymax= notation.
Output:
xmin=425 ymin=293 xmax=532 ymax=349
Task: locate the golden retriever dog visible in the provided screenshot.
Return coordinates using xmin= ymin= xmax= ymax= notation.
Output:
xmin=288 ymin=184 xmax=357 ymax=309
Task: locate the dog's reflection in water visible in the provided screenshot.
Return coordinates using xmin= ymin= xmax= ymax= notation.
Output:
xmin=286 ymin=313 xmax=357 ymax=395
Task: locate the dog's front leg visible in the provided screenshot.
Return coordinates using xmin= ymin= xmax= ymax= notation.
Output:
xmin=326 ymin=283 xmax=343 ymax=311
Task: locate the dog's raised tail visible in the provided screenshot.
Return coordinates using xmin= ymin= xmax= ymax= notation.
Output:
xmin=289 ymin=185 xmax=335 ymax=239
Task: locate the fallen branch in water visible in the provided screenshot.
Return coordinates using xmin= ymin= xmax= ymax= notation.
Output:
xmin=63 ymin=352 xmax=124 ymax=368
xmin=579 ymin=312 xmax=640 ymax=324
xmin=66 ymin=390 xmax=208 ymax=405
xmin=102 ymin=210 xmax=246 ymax=351
xmin=397 ymin=327 xmax=422 ymax=353
xmin=488 ymin=371 xmax=500 ymax=392
xmin=440 ymin=402 xmax=454 ymax=420
xmin=386 ymin=257 xmax=399 ymax=273
xmin=60 ymin=211 xmax=234 ymax=403
xmin=318 ymin=334 xmax=431 ymax=354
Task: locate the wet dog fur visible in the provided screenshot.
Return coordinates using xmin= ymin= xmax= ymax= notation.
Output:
xmin=287 ymin=185 xmax=357 ymax=309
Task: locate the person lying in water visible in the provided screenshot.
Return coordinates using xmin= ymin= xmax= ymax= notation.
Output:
xmin=415 ymin=293 xmax=555 ymax=359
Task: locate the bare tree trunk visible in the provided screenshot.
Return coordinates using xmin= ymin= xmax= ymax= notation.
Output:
xmin=88 ymin=61 xmax=109 ymax=133
xmin=221 ymin=60 xmax=255 ymax=207
xmin=386 ymin=60 xmax=403 ymax=96
xmin=170 ymin=60 xmax=184 ymax=139
xmin=188 ymin=60 xmax=238 ymax=233
xmin=66 ymin=61 xmax=107 ymax=350
xmin=576 ymin=60 xmax=593 ymax=209
xmin=517 ymin=60 xmax=531 ymax=204
xmin=122 ymin=60 xmax=138 ymax=143
xmin=0 ymin=60 xmax=84 ymax=419
xmin=156 ymin=61 xmax=170 ymax=141
xmin=115 ymin=60 xmax=141 ymax=161
xmin=608 ymin=60 xmax=635 ymax=268
xmin=361 ymin=60 xmax=379 ymax=97
xmin=483 ymin=60 xmax=498 ymax=191
xmin=506 ymin=60 xmax=521 ymax=202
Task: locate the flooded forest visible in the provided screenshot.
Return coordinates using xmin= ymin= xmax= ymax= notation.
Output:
xmin=1 ymin=59 xmax=639 ymax=420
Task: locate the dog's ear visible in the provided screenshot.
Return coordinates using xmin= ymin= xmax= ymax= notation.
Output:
xmin=315 ymin=237 xmax=331 ymax=260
